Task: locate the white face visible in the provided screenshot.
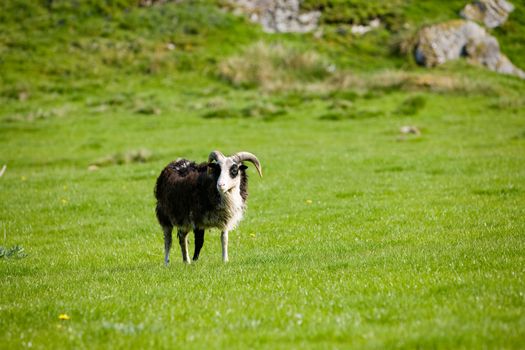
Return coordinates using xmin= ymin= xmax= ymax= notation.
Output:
xmin=216 ymin=158 xmax=242 ymax=194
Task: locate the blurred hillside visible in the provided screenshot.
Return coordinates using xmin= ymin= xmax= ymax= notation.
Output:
xmin=1 ymin=0 xmax=524 ymax=104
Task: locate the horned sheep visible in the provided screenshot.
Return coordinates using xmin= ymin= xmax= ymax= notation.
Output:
xmin=154 ymin=150 xmax=262 ymax=264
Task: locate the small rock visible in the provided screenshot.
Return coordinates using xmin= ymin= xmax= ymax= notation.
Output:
xmin=400 ymin=125 xmax=421 ymax=135
xmin=351 ymin=18 xmax=381 ymax=36
xmin=87 ymin=165 xmax=99 ymax=171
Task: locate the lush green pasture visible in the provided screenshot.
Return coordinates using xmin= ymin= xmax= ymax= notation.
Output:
xmin=1 ymin=1 xmax=525 ymax=349
xmin=2 ymin=74 xmax=524 ymax=349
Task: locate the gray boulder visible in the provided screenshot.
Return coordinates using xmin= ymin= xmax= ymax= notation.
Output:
xmin=228 ymin=0 xmax=320 ymax=33
xmin=461 ymin=0 xmax=514 ymax=28
xmin=415 ymin=20 xmax=524 ymax=79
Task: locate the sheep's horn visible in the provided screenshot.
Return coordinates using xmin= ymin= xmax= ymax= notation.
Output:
xmin=232 ymin=152 xmax=263 ymax=177
xmin=208 ymin=150 xmax=225 ymax=163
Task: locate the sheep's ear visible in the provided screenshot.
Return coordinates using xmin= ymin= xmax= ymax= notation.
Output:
xmin=207 ymin=162 xmax=218 ymax=174
xmin=239 ymin=164 xmax=248 ymax=171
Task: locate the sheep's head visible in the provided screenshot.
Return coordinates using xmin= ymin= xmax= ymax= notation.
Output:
xmin=208 ymin=150 xmax=262 ymax=194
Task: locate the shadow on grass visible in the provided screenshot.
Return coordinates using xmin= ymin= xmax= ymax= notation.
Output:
xmin=472 ymin=187 xmax=521 ymax=197
xmin=201 ymin=102 xmax=287 ymax=121
xmin=319 ymin=109 xmax=383 ymax=121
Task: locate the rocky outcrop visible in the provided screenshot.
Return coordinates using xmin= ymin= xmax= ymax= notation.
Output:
xmin=415 ymin=20 xmax=525 ymax=79
xmin=461 ymin=0 xmax=514 ymax=28
xmin=350 ymin=18 xmax=381 ymax=36
xmin=228 ymin=0 xmax=320 ymax=33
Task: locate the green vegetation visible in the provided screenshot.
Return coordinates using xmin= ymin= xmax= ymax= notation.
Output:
xmin=0 ymin=245 xmax=27 ymax=259
xmin=394 ymin=95 xmax=426 ymax=116
xmin=218 ymin=42 xmax=332 ymax=90
xmin=1 ymin=0 xmax=524 ymax=348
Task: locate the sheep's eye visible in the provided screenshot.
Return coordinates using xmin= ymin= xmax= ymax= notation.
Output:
xmin=229 ymin=165 xmax=238 ymax=178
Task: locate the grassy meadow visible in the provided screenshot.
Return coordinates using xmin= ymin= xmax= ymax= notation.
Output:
xmin=1 ymin=0 xmax=524 ymax=348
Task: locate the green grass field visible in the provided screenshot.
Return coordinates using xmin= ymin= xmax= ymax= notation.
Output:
xmin=1 ymin=1 xmax=524 ymax=348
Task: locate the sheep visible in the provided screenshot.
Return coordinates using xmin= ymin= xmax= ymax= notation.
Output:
xmin=154 ymin=150 xmax=262 ymax=265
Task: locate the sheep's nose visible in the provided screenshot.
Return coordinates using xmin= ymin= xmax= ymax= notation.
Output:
xmin=218 ymin=182 xmax=226 ymax=189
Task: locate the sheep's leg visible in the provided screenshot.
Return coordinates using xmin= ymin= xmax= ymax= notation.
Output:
xmin=193 ymin=228 xmax=205 ymax=261
xmin=178 ymin=229 xmax=191 ymax=264
xmin=221 ymin=230 xmax=229 ymax=262
xmin=163 ymin=225 xmax=173 ymax=266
